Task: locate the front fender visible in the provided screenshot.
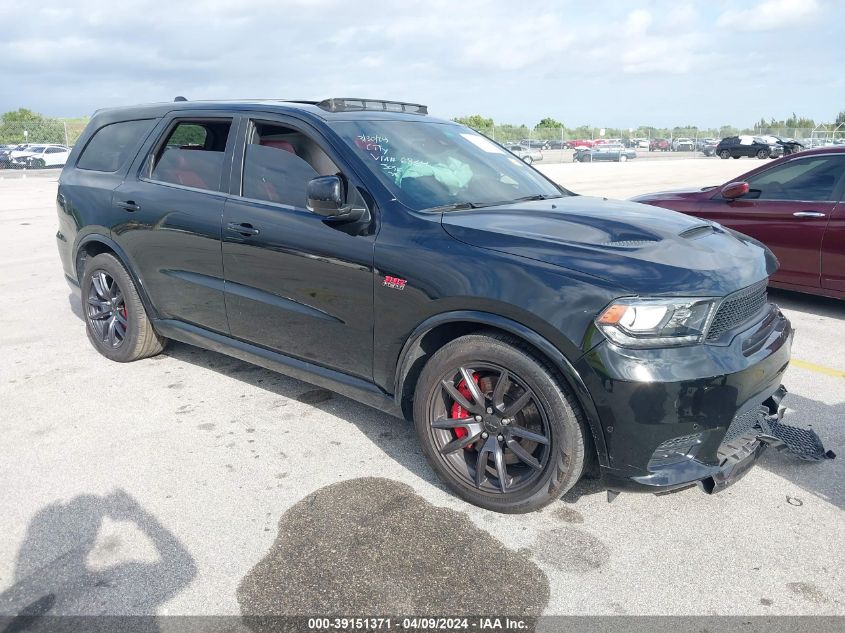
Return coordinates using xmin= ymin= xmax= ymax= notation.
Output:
xmin=394 ymin=310 xmax=609 ymax=467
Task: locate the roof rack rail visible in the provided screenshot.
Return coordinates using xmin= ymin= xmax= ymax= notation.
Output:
xmin=174 ymin=96 xmax=188 ymax=102
xmin=316 ymin=98 xmax=427 ymax=115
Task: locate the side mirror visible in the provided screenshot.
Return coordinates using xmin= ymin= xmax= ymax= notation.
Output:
xmin=721 ymin=181 xmax=749 ymax=200
xmin=307 ymin=175 xmax=346 ymax=217
xmin=306 ymin=175 xmax=369 ymax=224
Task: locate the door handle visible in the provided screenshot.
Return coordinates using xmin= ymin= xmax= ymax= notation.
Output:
xmin=114 ymin=199 xmax=140 ymax=212
xmin=792 ymin=211 xmax=826 ymax=218
xmin=226 ymin=222 xmax=260 ymax=237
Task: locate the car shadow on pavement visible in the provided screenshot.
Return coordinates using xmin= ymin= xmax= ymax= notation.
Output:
xmin=768 ymin=288 xmax=845 ymax=319
xmin=67 ymin=292 xmax=85 ymax=322
xmin=0 ymin=489 xmax=196 ymax=628
xmin=160 ymin=342 xmax=609 ymax=505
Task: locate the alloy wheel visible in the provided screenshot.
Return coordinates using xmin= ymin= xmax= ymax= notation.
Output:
xmin=86 ymin=270 xmax=128 ymax=348
xmin=427 ymin=363 xmax=551 ymax=494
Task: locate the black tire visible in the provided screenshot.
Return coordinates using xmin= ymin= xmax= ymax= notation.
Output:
xmin=81 ymin=253 xmax=166 ymax=362
xmin=33 ymin=158 xmax=45 ymax=169
xmin=413 ymin=333 xmax=587 ymax=513
xmin=732 ymin=155 xmax=740 ymax=159
xmin=522 ymin=155 xmax=533 ymax=165
xmin=756 ymin=149 xmax=768 ymax=159
xmin=719 ymin=150 xmax=730 ymax=159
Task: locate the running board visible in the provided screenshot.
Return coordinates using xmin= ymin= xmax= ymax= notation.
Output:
xmin=153 ymin=319 xmax=403 ymax=418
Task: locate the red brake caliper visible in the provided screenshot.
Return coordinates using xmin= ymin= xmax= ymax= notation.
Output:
xmin=450 ymin=373 xmax=480 ymax=447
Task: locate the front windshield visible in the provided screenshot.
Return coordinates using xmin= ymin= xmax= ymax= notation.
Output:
xmin=332 ymin=120 xmax=565 ymax=211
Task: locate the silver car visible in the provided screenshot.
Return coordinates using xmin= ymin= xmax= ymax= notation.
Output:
xmin=507 ymin=144 xmax=543 ymax=165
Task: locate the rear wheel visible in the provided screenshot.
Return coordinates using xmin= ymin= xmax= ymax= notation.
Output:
xmin=82 ymin=253 xmax=166 ymax=362
xmin=757 ymin=149 xmax=768 ymax=159
xmin=522 ymin=155 xmax=533 ymax=165
xmin=413 ymin=333 xmax=587 ymax=513
xmin=618 ymin=154 xmax=627 ymax=162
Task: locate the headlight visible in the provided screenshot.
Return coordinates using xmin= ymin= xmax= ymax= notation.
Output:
xmin=596 ymin=297 xmax=717 ymax=348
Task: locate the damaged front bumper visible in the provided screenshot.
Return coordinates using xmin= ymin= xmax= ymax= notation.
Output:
xmin=634 ymin=386 xmax=835 ymax=496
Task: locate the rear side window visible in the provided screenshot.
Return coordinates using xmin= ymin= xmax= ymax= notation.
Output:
xmin=77 ymin=119 xmax=155 ymax=172
xmin=148 ymin=119 xmax=232 ymax=192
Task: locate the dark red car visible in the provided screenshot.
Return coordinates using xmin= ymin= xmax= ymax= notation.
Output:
xmin=649 ymin=138 xmax=670 ymax=152
xmin=632 ymin=147 xmax=845 ymax=299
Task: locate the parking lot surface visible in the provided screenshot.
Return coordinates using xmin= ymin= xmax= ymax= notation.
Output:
xmin=0 ymin=163 xmax=842 ymax=618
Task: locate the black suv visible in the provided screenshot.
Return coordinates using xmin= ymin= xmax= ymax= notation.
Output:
xmin=715 ymin=136 xmax=785 ymax=160
xmin=57 ymin=98 xmax=793 ymax=512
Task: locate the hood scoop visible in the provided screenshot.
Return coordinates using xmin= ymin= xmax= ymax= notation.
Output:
xmin=679 ymin=224 xmax=716 ymax=240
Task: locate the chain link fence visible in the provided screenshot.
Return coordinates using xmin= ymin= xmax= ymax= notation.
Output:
xmin=0 ymin=116 xmax=88 ymax=169
xmin=2 ymin=114 xmax=843 ymax=169
xmin=469 ymin=126 xmax=844 ymax=164
xmin=0 ymin=118 xmax=87 ymax=147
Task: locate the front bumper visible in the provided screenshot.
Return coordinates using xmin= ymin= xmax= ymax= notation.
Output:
xmin=577 ymin=303 xmax=797 ymax=494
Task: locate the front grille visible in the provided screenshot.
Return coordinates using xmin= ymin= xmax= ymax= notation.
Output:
xmin=717 ymin=406 xmax=766 ymax=461
xmin=723 ymin=407 xmax=764 ymax=445
xmin=706 ymin=279 xmax=768 ymax=342
xmin=648 ymin=432 xmax=705 ymax=469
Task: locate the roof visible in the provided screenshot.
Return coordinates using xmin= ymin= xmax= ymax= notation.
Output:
xmin=786 ymin=146 xmax=845 ymax=158
xmin=90 ymin=99 xmax=454 ymax=127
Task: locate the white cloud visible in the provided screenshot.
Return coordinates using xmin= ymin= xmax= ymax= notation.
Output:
xmin=717 ymin=0 xmax=821 ymax=31
xmin=614 ymin=7 xmax=707 ymax=74
xmin=0 ymin=0 xmax=841 ymax=127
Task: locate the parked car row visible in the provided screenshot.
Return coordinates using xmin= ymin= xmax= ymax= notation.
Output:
xmin=0 ymin=143 xmax=71 ymax=169
xmin=492 ymin=135 xmax=819 ymax=158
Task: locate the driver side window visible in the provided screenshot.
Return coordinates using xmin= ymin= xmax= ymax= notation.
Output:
xmin=746 ymin=156 xmax=845 ymax=201
xmin=241 ymin=121 xmax=340 ymax=208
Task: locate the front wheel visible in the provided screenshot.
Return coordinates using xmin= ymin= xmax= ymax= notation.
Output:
xmin=413 ymin=333 xmax=588 ymax=513
xmin=522 ymin=156 xmax=533 ymax=165
xmin=82 ymin=253 xmax=166 ymax=362
xmin=719 ymin=150 xmax=731 ymax=159
xmin=618 ymin=154 xmax=627 ymax=162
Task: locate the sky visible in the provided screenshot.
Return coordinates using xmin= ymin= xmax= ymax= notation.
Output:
xmin=1 ymin=0 xmax=843 ymax=128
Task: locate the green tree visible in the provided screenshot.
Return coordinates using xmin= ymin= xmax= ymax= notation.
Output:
xmin=569 ymin=125 xmax=593 ymax=139
xmin=452 ymin=114 xmax=494 ymax=130
xmin=535 ymin=117 xmax=563 ymax=130
xmin=836 ymin=110 xmax=845 ymax=125
xmin=0 ymin=108 xmax=65 ymax=144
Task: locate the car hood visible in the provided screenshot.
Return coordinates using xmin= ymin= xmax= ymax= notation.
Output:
xmin=440 ymin=196 xmax=775 ymax=295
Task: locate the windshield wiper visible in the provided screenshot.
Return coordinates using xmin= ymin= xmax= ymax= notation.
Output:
xmin=422 ymin=201 xmax=487 ymax=212
xmin=510 ymin=194 xmax=564 ymax=202
xmin=423 ymin=194 xmax=563 ymax=213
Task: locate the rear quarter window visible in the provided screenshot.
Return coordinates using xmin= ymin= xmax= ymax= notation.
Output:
xmin=77 ymin=119 xmax=155 ymax=172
